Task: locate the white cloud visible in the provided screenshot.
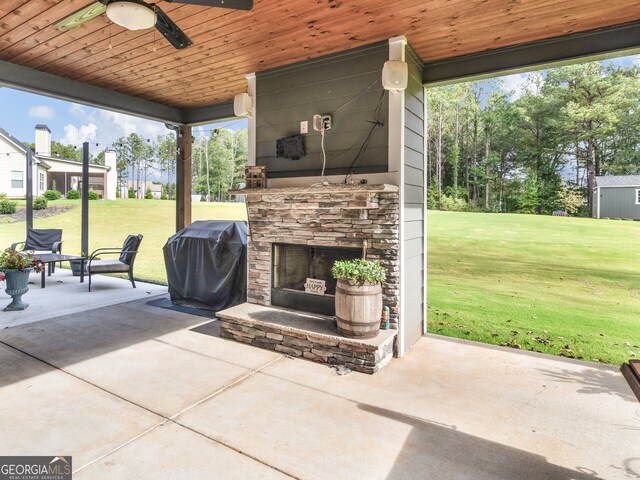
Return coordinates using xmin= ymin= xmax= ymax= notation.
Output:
xmin=59 ymin=103 xmax=167 ymax=149
xmin=61 ymin=123 xmax=98 ymax=145
xmin=501 ymin=73 xmax=528 ymax=100
xmin=28 ymin=104 xmax=55 ymax=119
xmin=69 ymin=103 xmax=87 ymax=119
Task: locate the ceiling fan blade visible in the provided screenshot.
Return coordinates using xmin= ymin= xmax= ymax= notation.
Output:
xmin=53 ymin=2 xmax=107 ymax=31
xmin=154 ymin=5 xmax=193 ymax=49
xmin=166 ymin=0 xmax=253 ymax=10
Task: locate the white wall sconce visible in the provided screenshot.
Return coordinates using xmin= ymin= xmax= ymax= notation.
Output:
xmin=234 ymin=92 xmax=253 ymax=117
xmin=382 ymin=60 xmax=408 ymax=91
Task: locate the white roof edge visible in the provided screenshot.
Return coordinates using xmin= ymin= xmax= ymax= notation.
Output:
xmin=40 ymin=156 xmax=109 ymax=170
xmin=597 ymin=185 xmax=640 ymax=188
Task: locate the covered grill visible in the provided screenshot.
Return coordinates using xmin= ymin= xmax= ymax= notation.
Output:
xmin=163 ymin=221 xmax=247 ymax=311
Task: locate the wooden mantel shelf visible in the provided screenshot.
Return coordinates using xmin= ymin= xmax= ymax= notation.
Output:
xmin=228 ymin=183 xmax=398 ymax=195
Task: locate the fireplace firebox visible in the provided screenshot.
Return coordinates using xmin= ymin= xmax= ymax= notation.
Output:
xmin=271 ymin=243 xmax=360 ymax=316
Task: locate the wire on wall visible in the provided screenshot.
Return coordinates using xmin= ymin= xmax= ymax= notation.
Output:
xmin=343 ymin=89 xmax=386 ymax=183
xmin=320 ymin=128 xmax=328 ymax=185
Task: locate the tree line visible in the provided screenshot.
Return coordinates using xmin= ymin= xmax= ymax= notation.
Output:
xmin=112 ymin=128 xmax=248 ymax=200
xmin=426 ymin=61 xmax=640 ymax=216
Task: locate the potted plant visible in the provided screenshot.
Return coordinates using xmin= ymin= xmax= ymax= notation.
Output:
xmin=331 ymin=259 xmax=386 ymax=339
xmin=0 ymin=248 xmax=44 ymax=311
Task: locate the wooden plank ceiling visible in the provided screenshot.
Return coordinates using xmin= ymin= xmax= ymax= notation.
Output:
xmin=1 ymin=0 xmax=639 ymax=109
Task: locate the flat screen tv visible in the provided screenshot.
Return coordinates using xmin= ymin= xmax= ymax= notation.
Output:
xmin=276 ymin=135 xmax=306 ymax=160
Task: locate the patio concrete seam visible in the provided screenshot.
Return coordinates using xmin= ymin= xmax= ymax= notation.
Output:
xmin=0 ymin=339 xmax=168 ymax=419
xmin=0 ymin=338 xmax=282 ymax=422
xmin=73 ymin=420 xmax=171 ymax=474
xmin=168 ymin=354 xmax=286 ymax=420
xmin=0 ymin=340 xmax=296 ymax=478
xmin=168 ymin=418 xmax=301 ymax=480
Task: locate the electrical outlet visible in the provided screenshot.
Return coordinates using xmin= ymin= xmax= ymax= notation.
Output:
xmin=322 ymin=114 xmax=332 ymax=130
xmin=300 ymin=120 xmax=308 ymax=134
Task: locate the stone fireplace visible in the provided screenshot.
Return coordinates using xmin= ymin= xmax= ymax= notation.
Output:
xmin=218 ymin=184 xmax=400 ymax=373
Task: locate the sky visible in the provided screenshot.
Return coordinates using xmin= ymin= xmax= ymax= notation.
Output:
xmin=497 ymin=54 xmax=639 ymax=102
xmin=0 ymin=87 xmax=247 ymax=156
xmin=0 ymin=53 xmax=637 ymax=157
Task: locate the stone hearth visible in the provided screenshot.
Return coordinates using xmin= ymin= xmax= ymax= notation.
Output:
xmin=218 ymin=303 xmax=396 ymax=374
xmin=224 ymin=184 xmax=400 ymax=373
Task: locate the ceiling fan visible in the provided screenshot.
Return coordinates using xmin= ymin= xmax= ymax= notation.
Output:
xmin=53 ymin=0 xmax=253 ymax=50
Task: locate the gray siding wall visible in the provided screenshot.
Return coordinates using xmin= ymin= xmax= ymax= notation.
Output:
xmin=256 ymin=43 xmax=389 ymax=178
xmin=402 ymin=45 xmax=425 ymax=350
xmin=599 ymin=187 xmax=640 ymax=220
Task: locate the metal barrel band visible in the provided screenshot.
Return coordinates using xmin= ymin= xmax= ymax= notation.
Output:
xmin=336 ymin=286 xmax=379 ymax=296
xmin=335 ymin=315 xmax=379 ymax=327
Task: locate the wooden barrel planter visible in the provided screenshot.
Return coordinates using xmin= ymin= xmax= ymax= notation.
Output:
xmin=335 ymin=279 xmax=383 ymax=339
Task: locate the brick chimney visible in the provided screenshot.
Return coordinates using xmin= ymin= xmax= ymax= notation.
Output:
xmin=35 ymin=124 xmax=51 ymax=157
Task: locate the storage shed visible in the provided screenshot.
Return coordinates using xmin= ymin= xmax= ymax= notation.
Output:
xmin=594 ymin=175 xmax=640 ymax=220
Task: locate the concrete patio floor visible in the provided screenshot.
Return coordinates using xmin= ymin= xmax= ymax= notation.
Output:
xmin=0 ymin=268 xmax=167 ymax=328
xmin=0 ymin=295 xmax=638 ymax=479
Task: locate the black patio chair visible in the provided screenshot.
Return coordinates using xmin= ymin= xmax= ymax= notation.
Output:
xmin=11 ymin=228 xmax=63 ymax=272
xmin=87 ymin=234 xmax=143 ymax=292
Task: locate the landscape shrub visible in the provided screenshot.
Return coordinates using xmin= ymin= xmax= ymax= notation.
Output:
xmin=66 ymin=190 xmax=80 ymax=199
xmin=33 ymin=196 xmax=48 ymax=210
xmin=575 ymin=205 xmax=590 ymax=218
xmin=144 ymin=188 xmax=154 ymax=199
xmin=43 ymin=189 xmax=62 ymax=200
xmin=0 ymin=192 xmax=7 ymax=199
xmin=128 ymin=189 xmax=136 ymax=199
xmin=426 ymin=179 xmax=438 ymax=209
xmin=88 ymin=191 xmax=99 ymax=200
xmin=556 ymin=182 xmax=584 ymax=215
xmin=439 ymin=194 xmax=468 ymax=212
xmin=0 ymin=199 xmax=17 ymax=214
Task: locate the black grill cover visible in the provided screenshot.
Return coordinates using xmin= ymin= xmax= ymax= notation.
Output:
xmin=163 ymin=221 xmax=247 ymax=311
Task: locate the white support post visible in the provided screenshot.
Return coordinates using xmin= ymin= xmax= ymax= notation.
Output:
xmin=246 ymin=72 xmax=257 ymax=167
xmin=388 ymin=36 xmax=407 ymax=355
xmin=388 ymin=37 xmax=406 ymax=176
xmin=422 ymin=84 xmax=428 ymax=336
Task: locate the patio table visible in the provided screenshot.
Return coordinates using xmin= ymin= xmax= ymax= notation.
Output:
xmin=32 ymin=253 xmax=86 ymax=288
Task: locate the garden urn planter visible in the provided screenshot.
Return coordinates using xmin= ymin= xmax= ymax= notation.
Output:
xmin=335 ymin=279 xmax=383 ymax=339
xmin=69 ymin=258 xmax=84 ymax=277
xmin=3 ymin=268 xmax=32 ymax=311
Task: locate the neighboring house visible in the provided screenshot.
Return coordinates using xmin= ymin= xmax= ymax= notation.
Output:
xmin=593 ymin=175 xmax=640 ymax=220
xmin=148 ymin=182 xmax=162 ymax=199
xmin=0 ymin=124 xmax=117 ymax=200
xmin=0 ymin=126 xmax=50 ymax=198
xmin=125 ymin=180 xmax=162 ymax=199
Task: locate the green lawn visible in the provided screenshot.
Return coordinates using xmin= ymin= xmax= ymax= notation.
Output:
xmin=0 ymin=199 xmax=247 ymax=283
xmin=428 ymin=211 xmax=640 ymax=365
xmin=3 ymin=201 xmax=638 ymax=364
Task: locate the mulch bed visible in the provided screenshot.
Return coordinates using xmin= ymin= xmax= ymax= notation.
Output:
xmin=0 ymin=205 xmax=77 ymax=224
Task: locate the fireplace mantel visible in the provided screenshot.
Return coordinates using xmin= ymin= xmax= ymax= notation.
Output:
xmin=228 ymin=183 xmax=398 ymax=196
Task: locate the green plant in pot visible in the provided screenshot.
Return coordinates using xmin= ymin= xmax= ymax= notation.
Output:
xmin=0 ymin=248 xmax=45 ymax=311
xmin=331 ymin=259 xmax=386 ymax=339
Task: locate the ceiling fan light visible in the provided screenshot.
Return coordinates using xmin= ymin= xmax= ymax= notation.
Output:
xmin=106 ymin=1 xmax=156 ymax=30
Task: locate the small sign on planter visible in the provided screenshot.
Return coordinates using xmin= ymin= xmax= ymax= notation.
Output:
xmin=304 ymin=278 xmax=326 ymax=296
